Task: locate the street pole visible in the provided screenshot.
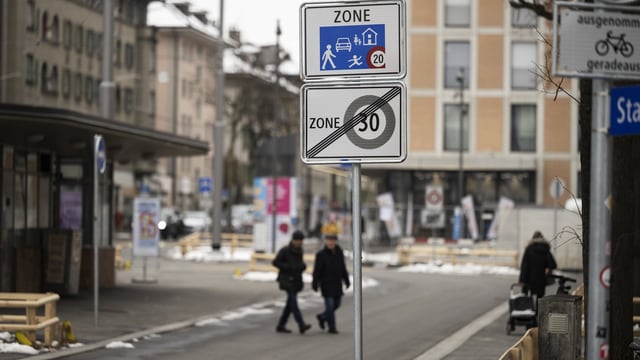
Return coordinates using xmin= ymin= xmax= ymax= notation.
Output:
xmin=270 ymin=21 xmax=281 ymax=253
xmin=212 ymin=0 xmax=225 ymax=250
xmin=95 ymin=0 xmax=114 ymax=328
xmin=352 ymin=163 xmax=362 ymax=360
xmin=586 ymin=78 xmax=611 ymax=360
xmin=456 ymin=68 xmax=465 ymax=240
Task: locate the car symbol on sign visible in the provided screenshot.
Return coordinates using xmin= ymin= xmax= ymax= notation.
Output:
xmin=335 ymin=37 xmax=352 ymax=52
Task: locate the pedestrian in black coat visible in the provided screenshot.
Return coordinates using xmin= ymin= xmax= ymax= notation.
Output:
xmin=272 ymin=230 xmax=312 ymax=334
xmin=312 ymin=234 xmax=350 ymax=334
xmin=519 ymin=231 xmax=557 ymax=298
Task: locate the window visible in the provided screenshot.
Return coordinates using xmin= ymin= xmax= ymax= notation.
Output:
xmin=445 ymin=0 xmax=470 ymax=27
xmin=63 ymin=20 xmax=72 ymax=49
xmin=444 ymin=104 xmax=468 ymax=151
xmin=26 ymin=54 xmax=37 ymax=86
xmin=150 ymin=91 xmax=156 ymax=115
xmin=511 ymin=104 xmax=536 ymax=152
xmin=73 ymin=73 xmax=82 ymax=102
xmin=114 ymin=39 xmax=122 ymax=66
xmin=41 ymin=63 xmax=59 ymax=95
xmin=124 ymin=88 xmax=134 ymax=113
xmin=42 ymin=13 xmax=60 ymax=43
xmin=115 ymin=85 xmax=121 ymax=113
xmin=124 ymin=43 xmax=134 ymax=69
xmin=511 ymin=42 xmax=537 ymax=89
xmin=74 ymin=24 xmax=83 ymax=54
xmin=61 ymin=69 xmax=71 ymax=98
xmin=94 ymin=78 xmax=101 ymax=107
xmin=444 ymin=41 xmax=469 ymax=89
xmin=512 ymin=8 xmax=537 ymax=28
xmin=84 ymin=76 xmax=94 ymax=104
xmin=41 ymin=12 xmax=49 ymax=39
xmin=86 ymin=30 xmax=95 ymax=57
xmin=26 ymin=0 xmax=36 ymax=31
xmin=95 ymin=33 xmax=103 ymax=58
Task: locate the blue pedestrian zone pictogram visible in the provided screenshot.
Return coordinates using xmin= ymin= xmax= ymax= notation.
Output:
xmin=319 ymin=24 xmax=386 ymax=71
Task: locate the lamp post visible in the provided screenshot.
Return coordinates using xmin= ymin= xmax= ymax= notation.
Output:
xmin=456 ymin=67 xmax=465 ymax=239
xmin=212 ymin=0 xmax=225 ymax=250
xmin=270 ymin=20 xmax=281 ymax=253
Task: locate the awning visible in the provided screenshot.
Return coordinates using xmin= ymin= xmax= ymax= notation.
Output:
xmin=0 ymin=104 xmax=209 ymax=161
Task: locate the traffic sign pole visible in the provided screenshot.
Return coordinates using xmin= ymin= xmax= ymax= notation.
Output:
xmin=351 ymin=163 xmax=363 ymax=360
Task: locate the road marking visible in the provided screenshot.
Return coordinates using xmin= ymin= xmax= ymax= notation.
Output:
xmin=306 ymin=86 xmax=401 ymax=158
xmin=413 ymin=301 xmax=508 ymax=360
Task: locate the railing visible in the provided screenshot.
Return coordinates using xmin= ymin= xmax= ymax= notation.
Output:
xmin=499 ymin=327 xmax=538 ymax=360
xmin=0 ymin=292 xmax=60 ymax=346
xmin=395 ymin=244 xmax=519 ymax=267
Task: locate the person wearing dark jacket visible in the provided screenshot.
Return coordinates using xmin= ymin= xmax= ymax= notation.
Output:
xmin=519 ymin=231 xmax=557 ymax=298
xmin=312 ymin=233 xmax=350 ymax=334
xmin=272 ymin=230 xmax=312 ymax=334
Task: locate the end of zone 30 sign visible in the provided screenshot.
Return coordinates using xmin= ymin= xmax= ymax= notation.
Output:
xmin=300 ymin=82 xmax=406 ymax=164
xmin=300 ymin=0 xmax=406 ymax=80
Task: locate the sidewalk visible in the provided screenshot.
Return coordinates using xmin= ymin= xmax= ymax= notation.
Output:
xmin=0 ymin=242 xmax=521 ymax=360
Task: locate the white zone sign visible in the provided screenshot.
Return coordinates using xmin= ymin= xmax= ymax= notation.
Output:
xmin=301 ymin=82 xmax=406 ymax=164
xmin=553 ymin=3 xmax=640 ymax=79
xmin=300 ymin=0 xmax=406 ymax=80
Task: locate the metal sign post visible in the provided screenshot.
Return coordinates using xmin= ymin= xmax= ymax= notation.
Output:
xmin=93 ymin=134 xmax=106 ymax=327
xmin=351 ymin=164 xmax=362 ymax=360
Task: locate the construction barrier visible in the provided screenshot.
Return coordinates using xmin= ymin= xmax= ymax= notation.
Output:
xmin=248 ymin=252 xmax=315 ymax=274
xmin=0 ymin=292 xmax=60 ymax=346
xmin=396 ymin=244 xmax=519 ymax=268
xmin=499 ymin=327 xmax=538 ymax=360
xmin=179 ymin=232 xmax=254 ymax=256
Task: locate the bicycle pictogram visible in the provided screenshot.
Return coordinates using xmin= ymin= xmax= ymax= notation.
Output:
xmin=595 ymin=30 xmax=634 ymax=57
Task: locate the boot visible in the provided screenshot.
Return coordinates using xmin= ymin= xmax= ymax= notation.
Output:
xmin=299 ymin=323 xmax=312 ymax=334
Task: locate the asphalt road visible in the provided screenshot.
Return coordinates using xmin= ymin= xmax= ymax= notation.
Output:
xmin=62 ymin=268 xmax=516 ymax=360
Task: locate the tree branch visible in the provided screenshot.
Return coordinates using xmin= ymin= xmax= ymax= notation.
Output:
xmin=509 ymin=0 xmax=553 ymax=21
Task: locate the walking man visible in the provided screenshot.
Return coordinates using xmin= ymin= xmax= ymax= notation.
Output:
xmin=312 ymin=233 xmax=350 ymax=334
xmin=322 ymin=44 xmax=336 ymax=69
xmin=273 ymin=230 xmax=312 ymax=334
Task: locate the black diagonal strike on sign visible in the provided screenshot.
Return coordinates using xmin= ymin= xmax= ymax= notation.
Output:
xmin=307 ymin=86 xmax=401 ymax=158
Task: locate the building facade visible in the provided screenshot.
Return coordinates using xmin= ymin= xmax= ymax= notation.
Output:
xmin=0 ymin=0 xmax=207 ymax=292
xmin=365 ymin=0 xmax=579 ymax=240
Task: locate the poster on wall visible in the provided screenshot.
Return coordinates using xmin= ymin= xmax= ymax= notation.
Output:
xmin=60 ymin=189 xmax=82 ymax=230
xmin=132 ymin=197 xmax=160 ymax=257
xmin=253 ymin=177 xmax=298 ymax=252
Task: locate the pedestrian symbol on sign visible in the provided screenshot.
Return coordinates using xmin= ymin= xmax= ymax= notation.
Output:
xmin=320 ymin=24 xmax=386 ymax=71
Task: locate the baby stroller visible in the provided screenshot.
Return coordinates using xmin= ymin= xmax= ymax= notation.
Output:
xmin=506 ymin=283 xmax=537 ymax=334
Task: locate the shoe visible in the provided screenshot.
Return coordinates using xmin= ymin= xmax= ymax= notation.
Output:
xmin=299 ymin=323 xmax=312 ymax=334
xmin=276 ymin=326 xmax=292 ymax=333
xmin=316 ymin=314 xmax=326 ymax=330
xmin=328 ymin=329 xmax=339 ymax=334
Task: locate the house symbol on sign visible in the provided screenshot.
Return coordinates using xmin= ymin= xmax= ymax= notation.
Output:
xmin=362 ymin=28 xmax=378 ymax=46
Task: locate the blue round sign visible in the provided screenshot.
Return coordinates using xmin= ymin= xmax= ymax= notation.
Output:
xmin=96 ymin=135 xmax=107 ymax=174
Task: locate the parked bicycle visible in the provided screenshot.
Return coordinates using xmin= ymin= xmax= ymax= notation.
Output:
xmin=595 ymin=31 xmax=634 ymax=58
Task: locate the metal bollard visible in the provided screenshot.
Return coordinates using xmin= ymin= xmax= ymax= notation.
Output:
xmin=538 ymin=295 xmax=582 ymax=360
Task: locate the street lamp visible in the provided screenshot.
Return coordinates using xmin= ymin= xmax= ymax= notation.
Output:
xmin=456 ymin=67 xmax=465 ymax=239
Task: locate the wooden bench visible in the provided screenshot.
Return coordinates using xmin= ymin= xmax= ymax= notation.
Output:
xmin=179 ymin=232 xmax=255 ymax=256
xmin=248 ymin=252 xmax=315 ymax=274
xmin=0 ymin=292 xmax=60 ymax=346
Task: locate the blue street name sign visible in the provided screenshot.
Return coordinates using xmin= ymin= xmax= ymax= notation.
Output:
xmin=199 ymin=176 xmax=212 ymax=193
xmin=610 ymin=85 xmax=640 ymax=136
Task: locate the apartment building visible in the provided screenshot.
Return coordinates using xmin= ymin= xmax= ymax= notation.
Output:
xmin=365 ymin=0 xmax=579 ymax=240
xmin=0 ymin=0 xmax=207 ymax=292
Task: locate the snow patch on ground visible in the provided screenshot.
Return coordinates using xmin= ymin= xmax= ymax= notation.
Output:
xmin=0 ymin=343 xmax=39 ymax=355
xmin=105 ymin=341 xmax=135 ymax=349
xmin=398 ymin=262 xmax=519 ymax=276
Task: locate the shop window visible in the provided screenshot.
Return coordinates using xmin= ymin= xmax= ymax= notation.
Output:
xmin=61 ymin=69 xmax=71 ymax=98
xmin=444 ymin=41 xmax=469 ymax=89
xmin=444 ymin=103 xmax=468 ymax=151
xmin=445 ymin=0 xmax=470 ymax=27
xmin=499 ymin=172 xmax=534 ymax=203
xmin=511 ymin=104 xmax=537 ymax=152
xmin=511 ymin=42 xmax=537 ymax=89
